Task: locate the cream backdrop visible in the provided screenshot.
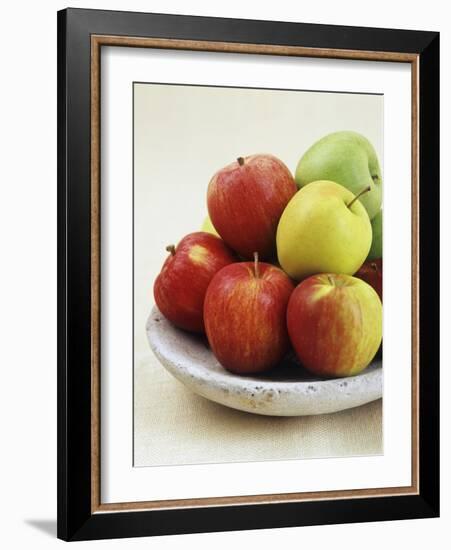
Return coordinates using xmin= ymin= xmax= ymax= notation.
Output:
xmin=133 ymin=82 xmax=383 ymax=467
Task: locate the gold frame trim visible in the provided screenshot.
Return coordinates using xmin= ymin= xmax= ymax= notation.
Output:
xmin=90 ymin=35 xmax=420 ymax=514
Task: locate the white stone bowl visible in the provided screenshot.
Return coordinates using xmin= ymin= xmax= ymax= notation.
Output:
xmin=146 ymin=306 xmax=382 ymax=417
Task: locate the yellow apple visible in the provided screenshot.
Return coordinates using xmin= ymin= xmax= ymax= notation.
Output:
xmin=276 ymin=180 xmax=372 ymax=280
xmin=201 ymin=216 xmax=219 ymax=237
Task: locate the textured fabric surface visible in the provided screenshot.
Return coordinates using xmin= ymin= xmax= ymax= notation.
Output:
xmin=134 ymin=352 xmax=383 ymax=467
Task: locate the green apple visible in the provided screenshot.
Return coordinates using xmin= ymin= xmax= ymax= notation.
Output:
xmin=276 ymin=180 xmax=372 ymax=281
xmin=201 ymin=215 xmax=219 ymax=237
xmin=295 ymin=131 xmax=382 ymax=220
xmin=367 ymin=209 xmax=382 ymax=260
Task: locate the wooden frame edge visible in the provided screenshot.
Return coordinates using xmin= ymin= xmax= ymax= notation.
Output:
xmin=93 ymin=488 xmax=420 ymax=515
xmin=411 ymin=55 xmax=420 ymax=497
xmin=91 ymin=34 xmax=418 ymax=62
xmin=91 ymin=34 xmax=101 ymax=513
xmin=90 ymin=34 xmax=420 ymax=515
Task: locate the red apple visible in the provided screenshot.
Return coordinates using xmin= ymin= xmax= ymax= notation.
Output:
xmin=287 ymin=273 xmax=382 ymax=378
xmin=207 ymin=154 xmax=297 ymax=260
xmin=153 ymin=232 xmax=236 ymax=333
xmin=355 ymin=258 xmax=382 ymax=301
xmin=204 ymin=253 xmax=294 ymax=374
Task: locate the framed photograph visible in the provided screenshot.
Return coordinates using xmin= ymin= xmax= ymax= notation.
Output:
xmin=57 ymin=8 xmax=439 ymax=541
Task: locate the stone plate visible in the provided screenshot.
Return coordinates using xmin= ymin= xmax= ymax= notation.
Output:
xmin=146 ymin=306 xmax=382 ymax=417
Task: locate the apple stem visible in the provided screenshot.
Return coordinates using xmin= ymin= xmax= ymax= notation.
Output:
xmin=237 ymin=157 xmax=245 ymax=166
xmin=253 ymin=252 xmax=260 ymax=278
xmin=347 ymin=185 xmax=371 ymax=209
xmin=166 ymin=244 xmax=176 ymax=256
xmin=327 ymin=275 xmax=334 ymax=286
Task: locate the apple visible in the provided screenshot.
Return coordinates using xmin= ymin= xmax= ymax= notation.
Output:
xmin=207 ymin=154 xmax=297 ymax=260
xmin=355 ymin=259 xmax=383 ymax=360
xmin=287 ymin=273 xmax=382 ymax=378
xmin=201 ymin=215 xmax=219 ymax=237
xmin=367 ymin=209 xmax=382 ymax=261
xmin=154 ymin=232 xmax=236 ymax=333
xmin=355 ymin=258 xmax=382 ymax=301
xmin=204 ymin=253 xmax=294 ymax=374
xmin=276 ymin=180 xmax=372 ymax=281
xmin=295 ymin=131 xmax=382 ymax=220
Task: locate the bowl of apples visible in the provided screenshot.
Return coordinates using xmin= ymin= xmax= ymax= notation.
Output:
xmin=147 ymin=132 xmax=384 ymax=416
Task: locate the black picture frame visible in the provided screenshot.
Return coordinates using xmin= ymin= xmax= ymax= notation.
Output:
xmin=57 ymin=7 xmax=439 ymax=541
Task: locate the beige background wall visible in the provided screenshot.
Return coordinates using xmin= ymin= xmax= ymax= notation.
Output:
xmin=134 ymin=82 xmax=383 ymax=467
